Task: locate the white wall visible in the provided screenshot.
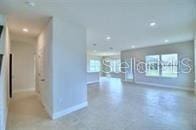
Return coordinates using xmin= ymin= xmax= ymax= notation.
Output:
xmin=52 ymin=17 xmax=87 ymax=118
xmin=11 ymin=39 xmax=36 ymax=93
xmin=0 ymin=15 xmax=10 ymax=130
xmin=121 ymin=41 xmax=194 ymax=91
xmin=87 ymin=72 xmax=100 ymax=84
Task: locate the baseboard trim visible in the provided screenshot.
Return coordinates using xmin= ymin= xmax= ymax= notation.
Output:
xmin=87 ymin=81 xmax=99 ymax=85
xmin=13 ymin=88 xmax=35 ymax=93
xmin=52 ymin=101 xmax=88 ymax=120
xmin=42 ymin=101 xmax=53 ymax=119
xmin=135 ymin=81 xmax=194 ymax=91
xmin=122 ymin=79 xmax=134 ymax=83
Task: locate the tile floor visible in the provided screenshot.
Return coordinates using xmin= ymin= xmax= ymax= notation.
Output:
xmin=7 ymin=78 xmax=196 ymax=130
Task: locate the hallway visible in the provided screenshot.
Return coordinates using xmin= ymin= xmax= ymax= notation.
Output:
xmin=7 ymin=92 xmax=50 ymax=130
xmin=7 ymin=78 xmax=196 ymax=130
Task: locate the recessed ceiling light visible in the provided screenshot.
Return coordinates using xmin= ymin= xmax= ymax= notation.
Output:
xmin=164 ymin=40 xmax=169 ymax=43
xmin=93 ymin=50 xmax=97 ymax=52
xmin=106 ymin=36 xmax=111 ymax=40
xmin=25 ymin=1 xmax=35 ymax=7
xmin=22 ymin=28 xmax=29 ymax=32
xmin=150 ymin=22 xmax=156 ymax=27
xmin=131 ymin=45 xmax=135 ymax=49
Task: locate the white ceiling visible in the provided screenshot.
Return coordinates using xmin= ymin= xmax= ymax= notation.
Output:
xmin=0 ymin=0 xmax=195 ymax=55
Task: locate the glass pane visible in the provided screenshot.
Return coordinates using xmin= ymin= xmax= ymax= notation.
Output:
xmin=145 ymin=55 xmax=160 ymax=76
xmin=161 ymin=54 xmax=178 ymax=77
xmin=89 ymin=60 xmax=101 ymax=72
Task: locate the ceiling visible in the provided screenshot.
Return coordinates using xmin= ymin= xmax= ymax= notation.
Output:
xmin=0 ymin=0 xmax=195 ymax=55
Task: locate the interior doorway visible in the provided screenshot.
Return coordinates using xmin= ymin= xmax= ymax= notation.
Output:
xmin=10 ymin=38 xmax=36 ymax=93
xmin=9 ymin=54 xmax=12 ymax=98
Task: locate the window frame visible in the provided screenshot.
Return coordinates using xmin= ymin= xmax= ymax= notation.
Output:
xmin=145 ymin=53 xmax=178 ymax=78
xmin=145 ymin=55 xmax=160 ymax=77
xmin=89 ymin=59 xmax=101 ymax=72
xmin=161 ymin=53 xmax=178 ymax=78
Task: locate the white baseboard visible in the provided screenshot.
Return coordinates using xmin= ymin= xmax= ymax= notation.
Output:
xmin=122 ymin=79 xmax=134 ymax=83
xmin=42 ymin=101 xmax=53 ymax=119
xmin=36 ymin=93 xmax=53 ymax=119
xmin=13 ymin=88 xmax=35 ymax=93
xmin=87 ymin=81 xmax=99 ymax=85
xmin=135 ymin=81 xmax=194 ymax=91
xmin=52 ymin=101 xmax=88 ymax=120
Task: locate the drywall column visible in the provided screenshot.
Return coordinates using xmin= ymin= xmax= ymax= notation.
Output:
xmin=37 ymin=17 xmax=87 ymax=119
xmin=0 ymin=14 xmax=5 ymax=130
xmin=0 ymin=15 xmax=10 ymax=130
xmin=52 ymin=17 xmax=87 ymax=119
xmin=37 ymin=18 xmax=53 ymax=118
xmin=194 ymin=33 xmax=196 ymax=94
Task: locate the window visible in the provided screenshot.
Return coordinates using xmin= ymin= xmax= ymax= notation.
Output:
xmin=145 ymin=55 xmax=160 ymax=76
xmin=145 ymin=54 xmax=178 ymax=78
xmin=110 ymin=59 xmax=121 ymax=73
xmin=161 ymin=54 xmax=178 ymax=77
xmin=89 ymin=60 xmax=101 ymax=72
